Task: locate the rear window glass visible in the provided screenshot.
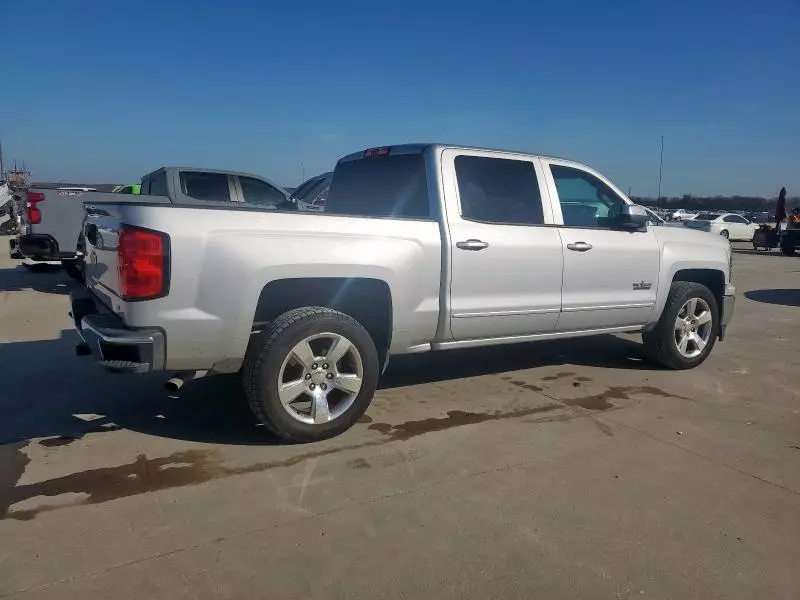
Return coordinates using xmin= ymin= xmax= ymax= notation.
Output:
xmin=694 ymin=212 xmax=719 ymax=220
xmin=149 ymin=172 xmax=168 ymax=197
xmin=239 ymin=176 xmax=286 ymax=207
xmin=180 ymin=172 xmax=231 ymax=202
xmin=326 ymin=154 xmax=430 ymax=219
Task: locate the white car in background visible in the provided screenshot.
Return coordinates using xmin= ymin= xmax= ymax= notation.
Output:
xmin=671 ymin=208 xmax=697 ymax=221
xmin=683 ymin=212 xmax=759 ymax=240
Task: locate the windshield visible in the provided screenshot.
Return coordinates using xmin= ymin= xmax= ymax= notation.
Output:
xmin=291 ymin=173 xmax=332 ymax=200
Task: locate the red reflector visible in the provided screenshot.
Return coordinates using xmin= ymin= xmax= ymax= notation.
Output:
xmin=364 ymin=146 xmax=391 ymax=158
xmin=26 ymin=192 xmax=45 ymax=224
xmin=118 ymin=225 xmax=169 ymax=300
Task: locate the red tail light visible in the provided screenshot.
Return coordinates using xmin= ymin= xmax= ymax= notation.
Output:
xmin=117 ymin=225 xmax=170 ymax=301
xmin=26 ymin=191 xmax=45 ymax=225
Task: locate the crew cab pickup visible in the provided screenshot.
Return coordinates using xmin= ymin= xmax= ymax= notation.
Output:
xmin=72 ymin=144 xmax=735 ymax=442
xmin=9 ymin=167 xmax=290 ymax=275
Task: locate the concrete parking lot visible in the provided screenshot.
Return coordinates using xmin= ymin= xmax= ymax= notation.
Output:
xmin=1 ymin=236 xmax=799 ymax=599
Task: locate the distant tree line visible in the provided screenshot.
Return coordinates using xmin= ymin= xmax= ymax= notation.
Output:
xmin=631 ymin=194 xmax=799 ymax=213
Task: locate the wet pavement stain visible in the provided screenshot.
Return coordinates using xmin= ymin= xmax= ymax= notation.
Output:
xmin=347 ymin=458 xmax=371 ymax=469
xmin=575 ymin=376 xmax=592 ymax=382
xmin=508 ymin=380 xmax=544 ymax=392
xmin=1 ymin=386 xmax=683 ymax=521
xmin=368 ymin=403 xmax=562 ymax=442
xmin=39 ymin=436 xmax=78 ymax=448
xmin=357 ymin=414 xmax=373 ymax=424
xmin=368 ymin=423 xmax=393 ymax=434
xmin=542 ymin=372 xmax=575 ymax=381
xmin=564 ymin=386 xmax=687 ymax=411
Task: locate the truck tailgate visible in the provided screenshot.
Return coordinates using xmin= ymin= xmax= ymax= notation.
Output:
xmin=83 ymin=197 xmax=170 ymax=310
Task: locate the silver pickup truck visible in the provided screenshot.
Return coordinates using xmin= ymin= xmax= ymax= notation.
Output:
xmin=72 ymin=143 xmax=735 ymax=441
xmin=9 ymin=167 xmax=290 ymax=277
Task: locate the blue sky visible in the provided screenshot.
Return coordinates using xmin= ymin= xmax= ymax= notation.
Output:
xmin=1 ymin=0 xmax=797 ymax=196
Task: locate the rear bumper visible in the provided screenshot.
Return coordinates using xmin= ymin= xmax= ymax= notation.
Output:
xmin=17 ymin=233 xmax=59 ymax=260
xmin=720 ymin=283 xmax=735 ymax=341
xmin=70 ymin=288 xmax=165 ymax=373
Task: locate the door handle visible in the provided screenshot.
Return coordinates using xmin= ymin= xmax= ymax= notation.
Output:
xmin=566 ymin=241 xmax=593 ymax=252
xmin=456 ymin=239 xmax=489 ymax=251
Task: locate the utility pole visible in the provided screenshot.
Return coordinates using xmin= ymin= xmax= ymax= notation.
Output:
xmin=657 ymin=135 xmax=664 ymax=210
xmin=301 ymin=161 xmax=305 ymax=182
xmin=0 ymin=138 xmax=5 ymax=181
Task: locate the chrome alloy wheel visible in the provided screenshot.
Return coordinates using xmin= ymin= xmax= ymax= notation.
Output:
xmin=277 ymin=333 xmax=364 ymax=425
xmin=674 ymin=297 xmax=713 ymax=358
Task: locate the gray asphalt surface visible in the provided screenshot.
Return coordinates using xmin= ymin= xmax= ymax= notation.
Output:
xmin=1 ymin=236 xmax=799 ymax=599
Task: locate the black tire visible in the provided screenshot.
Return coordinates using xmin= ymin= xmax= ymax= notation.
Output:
xmin=643 ymin=281 xmax=719 ymax=370
xmin=781 ymin=245 xmax=796 ymax=257
xmin=720 ymin=229 xmax=729 ymax=239
xmin=243 ymin=307 xmax=379 ymax=442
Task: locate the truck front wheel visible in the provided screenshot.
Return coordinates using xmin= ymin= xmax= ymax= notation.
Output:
xmin=243 ymin=307 xmax=380 ymax=442
xmin=643 ymin=282 xmax=719 ymax=370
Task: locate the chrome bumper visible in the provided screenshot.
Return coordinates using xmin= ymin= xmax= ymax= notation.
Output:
xmin=70 ymin=289 xmax=165 ymax=373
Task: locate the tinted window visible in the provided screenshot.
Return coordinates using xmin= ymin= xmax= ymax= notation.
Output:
xmin=292 ymin=174 xmax=327 ymax=199
xmin=239 ymin=176 xmax=286 ymax=207
xmin=550 ymin=165 xmax=624 ymax=228
xmin=724 ymin=214 xmax=746 ymax=223
xmin=695 ymin=212 xmax=720 ymax=221
xmin=326 ymin=154 xmax=429 ymax=218
xmin=455 ymin=156 xmax=543 ymax=225
xmin=149 ymin=171 xmax=168 ymax=197
xmin=118 ymin=186 xmax=133 ymax=194
xmin=180 ymin=172 xmax=231 ymax=202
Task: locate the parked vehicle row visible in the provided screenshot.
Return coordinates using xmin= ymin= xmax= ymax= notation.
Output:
xmin=62 ymin=143 xmax=736 ymax=442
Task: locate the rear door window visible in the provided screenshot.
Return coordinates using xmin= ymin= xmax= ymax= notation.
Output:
xmin=326 ymin=154 xmax=430 ymax=219
xmin=455 ymin=156 xmax=544 ymax=225
xmin=239 ymin=176 xmax=286 ymax=207
xmin=180 ymin=172 xmax=231 ymax=202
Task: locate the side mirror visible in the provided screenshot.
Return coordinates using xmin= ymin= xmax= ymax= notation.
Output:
xmin=616 ymin=204 xmax=650 ymax=231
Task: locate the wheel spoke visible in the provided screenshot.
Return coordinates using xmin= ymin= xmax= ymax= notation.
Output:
xmin=311 ymin=389 xmax=331 ymax=424
xmin=695 ymin=310 xmax=712 ymax=326
xmin=291 ymin=340 xmax=316 ymax=370
xmin=678 ymin=334 xmax=690 ymax=355
xmin=691 ymin=332 xmax=707 ymax=352
xmin=334 ymin=373 xmax=362 ymax=395
xmin=685 ymin=298 xmax=698 ymax=317
xmin=674 ymin=316 xmax=685 ymax=331
xmin=278 ymin=378 xmax=307 ymax=406
xmin=325 ymin=337 xmax=352 ymax=365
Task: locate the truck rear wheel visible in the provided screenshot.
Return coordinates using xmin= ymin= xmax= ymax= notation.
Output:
xmin=643 ymin=282 xmax=719 ymax=370
xmin=243 ymin=307 xmax=379 ymax=442
xmin=781 ymin=245 xmax=796 ymax=256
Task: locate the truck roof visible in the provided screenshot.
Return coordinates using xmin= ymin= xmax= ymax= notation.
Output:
xmin=337 ymin=143 xmax=570 ymax=164
xmin=143 ymin=166 xmax=282 ymax=182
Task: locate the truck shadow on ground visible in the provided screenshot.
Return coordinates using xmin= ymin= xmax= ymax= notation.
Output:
xmin=0 ymin=265 xmax=74 ymax=295
xmin=0 ymin=330 xmax=653 ymax=449
xmin=744 ymin=288 xmax=800 ymax=307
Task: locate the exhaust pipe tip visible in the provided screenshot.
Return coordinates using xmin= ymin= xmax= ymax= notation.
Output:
xmin=164 ymin=370 xmax=207 ymax=392
xmin=165 ymin=377 xmax=185 ymax=392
